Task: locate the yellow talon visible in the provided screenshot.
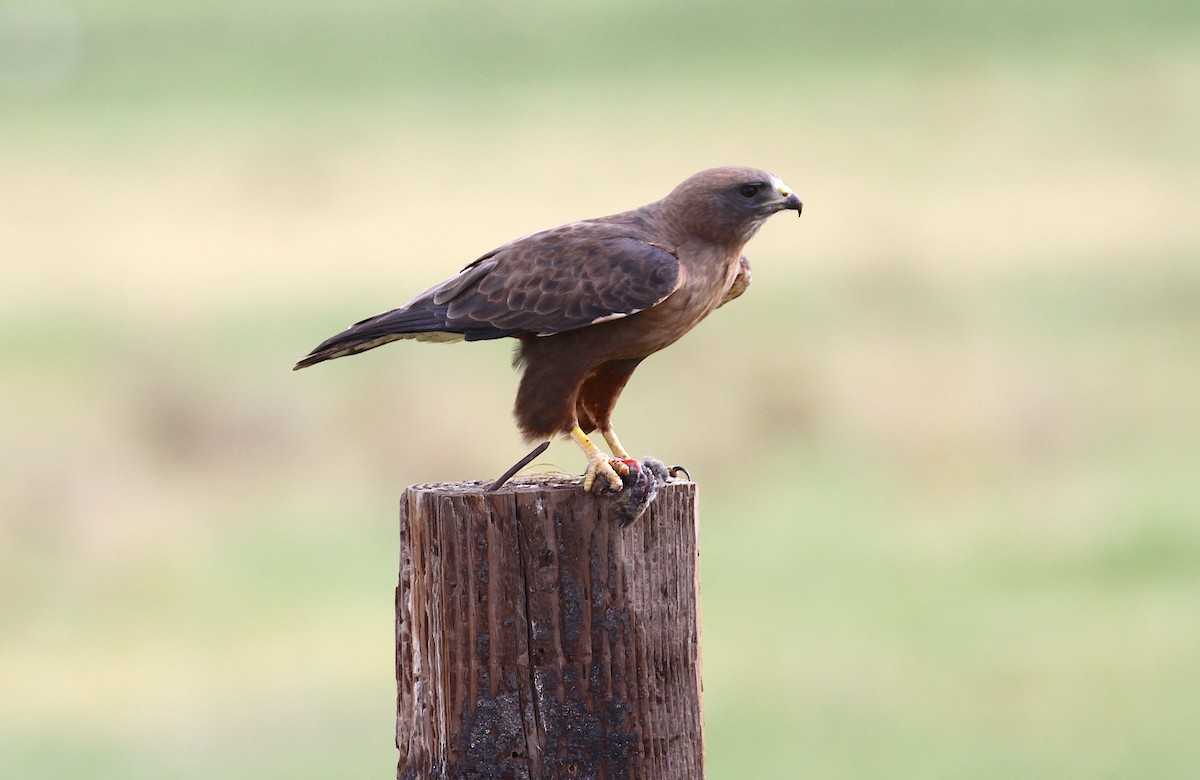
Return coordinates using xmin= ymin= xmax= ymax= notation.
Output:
xmin=571 ymin=426 xmax=625 ymax=492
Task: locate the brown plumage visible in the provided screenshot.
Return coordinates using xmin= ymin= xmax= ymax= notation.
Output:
xmin=295 ymin=166 xmax=802 ymax=491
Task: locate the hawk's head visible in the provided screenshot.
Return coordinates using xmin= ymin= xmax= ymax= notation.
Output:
xmin=663 ymin=166 xmax=802 ymax=245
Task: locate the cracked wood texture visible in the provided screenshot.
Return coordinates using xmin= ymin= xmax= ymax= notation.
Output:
xmin=396 ymin=476 xmax=703 ymax=780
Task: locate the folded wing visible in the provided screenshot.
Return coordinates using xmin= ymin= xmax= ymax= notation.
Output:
xmin=294 ymin=222 xmax=681 ymax=369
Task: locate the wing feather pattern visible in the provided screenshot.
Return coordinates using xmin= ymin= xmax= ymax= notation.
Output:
xmin=294 ymin=221 xmax=680 ymax=369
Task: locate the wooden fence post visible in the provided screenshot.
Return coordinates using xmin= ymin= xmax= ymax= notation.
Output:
xmin=396 ymin=475 xmax=703 ymax=779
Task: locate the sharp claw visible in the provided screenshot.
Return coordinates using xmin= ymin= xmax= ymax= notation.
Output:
xmin=583 ymin=455 xmax=626 ymax=492
xmin=668 ymin=464 xmax=691 ymax=480
xmin=600 ymin=460 xmax=624 ymax=491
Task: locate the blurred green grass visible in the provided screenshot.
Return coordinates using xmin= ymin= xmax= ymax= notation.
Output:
xmin=3 ymin=0 xmax=1200 ymax=777
xmin=8 ymin=0 xmax=1195 ymax=114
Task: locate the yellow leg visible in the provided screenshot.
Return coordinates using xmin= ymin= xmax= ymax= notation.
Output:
xmin=601 ymin=426 xmax=631 ymax=460
xmin=570 ymin=425 xmax=627 ymax=492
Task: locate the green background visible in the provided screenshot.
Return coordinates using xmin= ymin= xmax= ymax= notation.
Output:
xmin=3 ymin=0 xmax=1199 ymax=776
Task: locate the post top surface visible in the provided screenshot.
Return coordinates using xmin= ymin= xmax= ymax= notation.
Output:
xmin=405 ymin=474 xmax=695 ymax=497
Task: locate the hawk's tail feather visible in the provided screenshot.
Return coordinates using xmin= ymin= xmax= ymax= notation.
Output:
xmin=293 ymin=333 xmax=408 ymax=369
xmin=293 ymin=302 xmax=517 ymax=370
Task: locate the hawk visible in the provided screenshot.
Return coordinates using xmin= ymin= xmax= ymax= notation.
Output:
xmin=295 ymin=167 xmax=802 ymax=492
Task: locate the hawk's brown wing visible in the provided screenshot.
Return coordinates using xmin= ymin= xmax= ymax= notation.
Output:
xmin=294 ymin=221 xmax=681 ymax=368
xmin=441 ymin=222 xmax=680 ymax=337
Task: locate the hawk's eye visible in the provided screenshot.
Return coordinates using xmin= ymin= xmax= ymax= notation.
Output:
xmin=738 ymin=183 xmax=764 ymax=198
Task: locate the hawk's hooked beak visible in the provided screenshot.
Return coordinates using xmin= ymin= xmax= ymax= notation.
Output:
xmin=776 ymin=183 xmax=803 ymax=217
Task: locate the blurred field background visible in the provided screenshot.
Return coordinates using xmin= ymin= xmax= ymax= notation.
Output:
xmin=3 ymin=0 xmax=1199 ymax=777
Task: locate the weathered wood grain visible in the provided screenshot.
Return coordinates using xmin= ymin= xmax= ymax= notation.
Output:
xmin=396 ymin=476 xmax=702 ymax=779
